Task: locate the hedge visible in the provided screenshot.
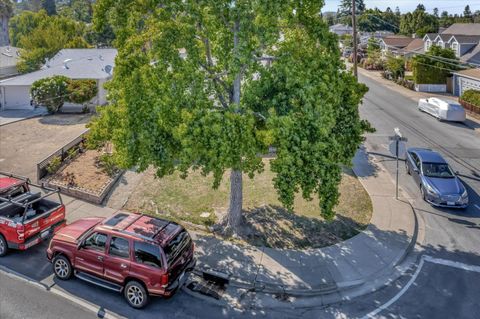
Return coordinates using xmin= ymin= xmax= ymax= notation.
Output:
xmin=461 ymin=89 xmax=480 ymax=108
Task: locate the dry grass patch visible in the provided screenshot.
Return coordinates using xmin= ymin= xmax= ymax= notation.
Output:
xmin=125 ymin=159 xmax=372 ymax=249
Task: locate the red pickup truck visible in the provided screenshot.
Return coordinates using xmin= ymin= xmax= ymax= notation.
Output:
xmin=47 ymin=212 xmax=196 ymax=308
xmin=0 ymin=172 xmax=66 ymax=257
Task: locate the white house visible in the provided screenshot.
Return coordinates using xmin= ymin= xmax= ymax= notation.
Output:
xmin=453 ymin=68 xmax=480 ymax=97
xmin=0 ymin=48 xmax=117 ymax=110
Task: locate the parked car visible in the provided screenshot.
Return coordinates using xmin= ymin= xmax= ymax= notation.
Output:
xmin=405 ymin=148 xmax=468 ymax=208
xmin=0 ymin=172 xmax=66 ymax=257
xmin=47 ymin=212 xmax=196 ymax=309
xmin=418 ymin=97 xmax=466 ymax=122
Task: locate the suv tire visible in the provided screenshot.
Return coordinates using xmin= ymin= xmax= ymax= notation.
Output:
xmin=0 ymin=235 xmax=8 ymax=257
xmin=124 ymin=280 xmax=149 ymax=309
xmin=53 ymin=255 xmax=73 ymax=280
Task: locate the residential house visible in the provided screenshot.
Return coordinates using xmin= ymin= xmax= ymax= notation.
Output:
xmin=0 ymin=48 xmax=117 ymax=110
xmin=0 ymin=46 xmax=20 ymax=78
xmin=329 ymin=24 xmax=353 ymax=36
xmin=422 ymin=23 xmax=480 ymax=65
xmin=379 ymin=35 xmax=416 ymax=55
xmin=453 ymin=68 xmax=480 ymax=96
xmin=401 ymin=38 xmax=425 ymax=58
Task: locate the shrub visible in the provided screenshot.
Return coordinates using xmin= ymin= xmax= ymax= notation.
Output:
xmin=46 ymin=156 xmax=62 ymax=174
xmin=461 ymin=89 xmax=480 ymax=108
xmin=31 ymin=76 xmax=69 ymax=113
xmin=412 ymin=46 xmax=460 ymax=84
xmin=385 ymin=55 xmax=405 ymax=80
xmin=67 ymin=79 xmax=98 ymax=105
xmin=98 ymin=153 xmax=117 ymax=177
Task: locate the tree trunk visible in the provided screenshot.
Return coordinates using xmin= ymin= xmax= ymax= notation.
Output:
xmin=227 ymin=169 xmax=243 ymax=229
xmin=226 ymin=19 xmax=244 ymax=231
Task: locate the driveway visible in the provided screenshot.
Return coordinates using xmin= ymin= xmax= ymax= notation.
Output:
xmin=0 ymin=108 xmax=48 ymax=126
xmin=0 ymin=114 xmax=91 ymax=180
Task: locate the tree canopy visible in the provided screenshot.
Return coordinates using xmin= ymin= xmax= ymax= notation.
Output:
xmin=10 ymin=10 xmax=90 ymax=72
xmin=0 ymin=0 xmax=13 ymax=17
xmin=89 ymin=0 xmax=370 ymax=229
xmin=399 ymin=5 xmax=438 ymax=37
xmin=412 ymin=46 xmax=460 ymax=84
xmin=358 ymin=8 xmax=400 ymax=33
xmin=338 ymin=0 xmax=365 ymax=25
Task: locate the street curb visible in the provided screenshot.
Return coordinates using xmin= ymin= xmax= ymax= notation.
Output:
xmin=0 ymin=266 xmax=122 ymax=319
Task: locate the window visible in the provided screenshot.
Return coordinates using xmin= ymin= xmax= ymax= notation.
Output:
xmin=104 ymin=213 xmax=129 ymax=227
xmin=425 ymin=40 xmax=431 ymax=51
xmin=109 ymin=237 xmax=130 ymax=258
xmin=451 ymin=42 xmax=459 ymax=57
xmin=164 ymin=230 xmax=191 ymax=265
xmin=134 ymin=242 xmax=163 ymax=269
xmin=422 ymin=163 xmax=455 ymax=178
xmin=410 ymin=152 xmax=420 ymax=169
xmin=84 ymin=232 xmax=107 ymax=251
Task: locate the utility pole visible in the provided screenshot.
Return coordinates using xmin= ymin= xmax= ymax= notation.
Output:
xmin=352 ymin=0 xmax=358 ymax=79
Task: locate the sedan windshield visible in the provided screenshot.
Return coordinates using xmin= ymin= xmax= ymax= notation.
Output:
xmin=422 ymin=162 xmax=454 ymax=178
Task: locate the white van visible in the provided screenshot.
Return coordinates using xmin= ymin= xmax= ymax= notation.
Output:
xmin=418 ymin=97 xmax=466 ymax=122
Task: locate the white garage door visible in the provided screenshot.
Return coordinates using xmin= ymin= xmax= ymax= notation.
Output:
xmin=3 ymin=86 xmax=33 ymax=110
xmin=459 ymin=77 xmax=480 ymax=96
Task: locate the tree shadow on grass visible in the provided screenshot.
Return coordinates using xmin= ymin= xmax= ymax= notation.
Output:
xmin=233 ymin=205 xmax=368 ymax=250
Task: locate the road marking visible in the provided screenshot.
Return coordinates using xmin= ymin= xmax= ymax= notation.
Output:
xmin=360 ymin=255 xmax=480 ymax=319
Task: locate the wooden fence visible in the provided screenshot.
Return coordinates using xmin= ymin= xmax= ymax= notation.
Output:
xmin=36 ymin=130 xmax=89 ymax=182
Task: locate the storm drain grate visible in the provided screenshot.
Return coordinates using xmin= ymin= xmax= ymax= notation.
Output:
xmin=186 ymin=281 xmax=224 ymax=300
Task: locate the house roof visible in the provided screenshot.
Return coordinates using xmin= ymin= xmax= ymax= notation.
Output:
xmin=0 ymin=48 xmax=117 ymax=86
xmin=329 ymin=24 xmax=353 ymax=31
xmin=424 ymin=33 xmax=438 ymax=41
xmin=382 ymin=36 xmax=415 ymax=49
xmin=404 ymin=38 xmax=424 ymax=52
xmin=460 ymin=44 xmax=480 ymax=65
xmin=448 ymin=35 xmax=480 ymax=44
xmin=0 ymin=46 xmax=20 ymax=69
xmin=442 ymin=23 xmax=480 ymax=36
xmin=454 ymin=68 xmax=480 ymax=80
xmin=434 ymin=34 xmax=452 ymax=42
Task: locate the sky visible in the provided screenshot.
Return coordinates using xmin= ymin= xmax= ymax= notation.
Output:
xmin=322 ymin=0 xmax=480 ymax=14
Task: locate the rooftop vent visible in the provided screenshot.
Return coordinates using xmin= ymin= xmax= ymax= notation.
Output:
xmin=63 ymin=58 xmax=72 ymax=69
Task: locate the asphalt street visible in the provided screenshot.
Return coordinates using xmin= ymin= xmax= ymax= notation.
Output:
xmin=0 ymin=271 xmax=94 ymax=319
xmin=0 ymin=72 xmax=479 ymax=319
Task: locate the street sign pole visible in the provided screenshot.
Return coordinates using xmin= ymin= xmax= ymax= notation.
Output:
xmin=389 ymin=128 xmax=408 ymax=200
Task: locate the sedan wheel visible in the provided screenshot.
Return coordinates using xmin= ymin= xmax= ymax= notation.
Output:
xmin=53 ymin=255 xmax=72 ymax=280
xmin=125 ymin=281 xmax=149 ymax=309
xmin=0 ymin=235 xmax=7 ymax=257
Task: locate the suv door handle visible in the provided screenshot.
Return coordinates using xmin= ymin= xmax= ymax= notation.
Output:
xmin=120 ymin=264 xmax=127 ymax=269
xmin=97 ymin=256 xmax=103 ymax=261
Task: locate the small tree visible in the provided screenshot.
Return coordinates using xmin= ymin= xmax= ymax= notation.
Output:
xmin=385 ymin=54 xmax=405 ymax=79
xmin=31 ymin=75 xmax=69 ymax=113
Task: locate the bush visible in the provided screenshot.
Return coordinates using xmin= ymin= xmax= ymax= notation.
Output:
xmin=97 ymin=153 xmax=117 ymax=177
xmin=385 ymin=55 xmax=405 ymax=80
xmin=46 ymin=156 xmax=62 ymax=174
xmin=412 ymin=46 xmax=459 ymax=84
xmin=31 ymin=76 xmax=69 ymax=113
xmin=461 ymin=89 xmax=480 ymax=108
xmin=67 ymin=79 xmax=98 ymax=105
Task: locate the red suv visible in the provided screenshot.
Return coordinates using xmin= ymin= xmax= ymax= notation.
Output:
xmin=47 ymin=212 xmax=196 ymax=308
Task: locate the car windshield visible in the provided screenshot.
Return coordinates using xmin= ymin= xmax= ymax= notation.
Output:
xmin=422 ymin=162 xmax=454 ymax=178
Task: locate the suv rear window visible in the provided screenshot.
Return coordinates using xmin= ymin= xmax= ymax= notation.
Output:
xmin=164 ymin=230 xmax=191 ymax=265
xmin=134 ymin=241 xmax=162 ymax=268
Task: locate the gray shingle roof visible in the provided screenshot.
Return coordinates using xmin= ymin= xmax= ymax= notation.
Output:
xmin=0 ymin=48 xmax=117 ymax=86
xmin=448 ymin=35 xmax=480 ymax=44
xmin=442 ymin=23 xmax=480 ymax=36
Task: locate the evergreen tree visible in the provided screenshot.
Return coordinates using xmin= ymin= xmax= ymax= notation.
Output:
xmin=41 ymin=0 xmax=56 ymax=16
xmin=464 ymin=5 xmax=472 ymax=18
xmin=338 ymin=0 xmax=366 ymax=25
xmin=433 ymin=8 xmax=439 ymax=18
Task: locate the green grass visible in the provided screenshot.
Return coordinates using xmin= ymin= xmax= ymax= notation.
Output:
xmin=125 ymin=159 xmax=373 ymax=248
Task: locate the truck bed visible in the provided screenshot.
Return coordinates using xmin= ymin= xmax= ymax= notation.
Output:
xmin=0 ymin=192 xmax=61 ymax=223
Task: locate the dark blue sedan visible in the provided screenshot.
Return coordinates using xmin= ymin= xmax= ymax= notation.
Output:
xmin=405 ymin=148 xmax=469 ymax=208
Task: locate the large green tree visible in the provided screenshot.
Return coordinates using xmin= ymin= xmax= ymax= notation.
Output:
xmin=0 ymin=0 xmax=13 ymax=17
xmin=90 ymin=0 xmax=370 ymax=230
xmin=399 ymin=4 xmax=438 ymax=37
xmin=11 ymin=10 xmax=89 ymax=72
xmin=338 ymin=0 xmax=365 ymax=25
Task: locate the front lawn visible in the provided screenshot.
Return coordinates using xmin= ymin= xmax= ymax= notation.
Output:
xmin=124 ymin=158 xmax=372 ymax=249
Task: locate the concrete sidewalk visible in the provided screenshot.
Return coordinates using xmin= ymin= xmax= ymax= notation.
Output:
xmin=189 ymin=148 xmax=417 ymax=299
